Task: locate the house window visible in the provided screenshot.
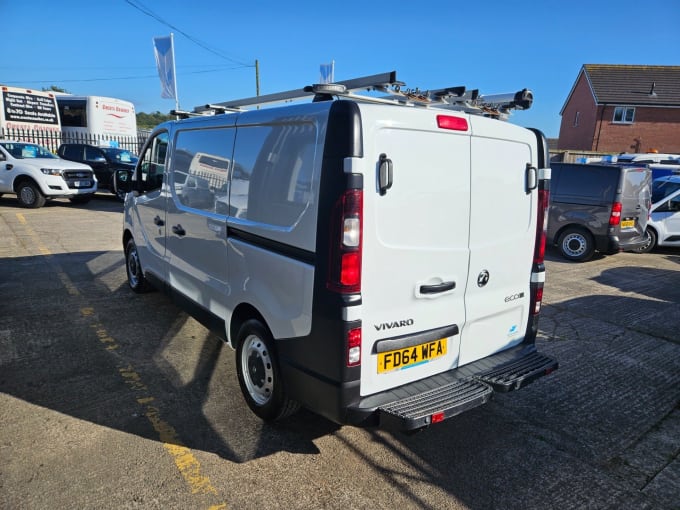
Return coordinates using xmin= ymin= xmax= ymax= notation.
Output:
xmin=573 ymin=111 xmax=580 ymax=127
xmin=613 ymin=106 xmax=635 ymax=124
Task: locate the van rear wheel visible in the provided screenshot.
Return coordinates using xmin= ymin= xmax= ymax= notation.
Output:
xmin=557 ymin=228 xmax=595 ymax=262
xmin=235 ymin=319 xmax=299 ymax=421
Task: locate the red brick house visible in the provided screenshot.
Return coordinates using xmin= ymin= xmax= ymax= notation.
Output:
xmin=558 ymin=64 xmax=680 ymax=153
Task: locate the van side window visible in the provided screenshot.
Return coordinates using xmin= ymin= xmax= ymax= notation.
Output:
xmin=139 ymin=132 xmax=168 ymax=192
xmin=233 ymin=122 xmax=316 ymax=227
xmin=656 ymin=195 xmax=680 ymax=213
xmin=172 ymin=127 xmax=234 ymax=212
xmin=61 ymin=145 xmax=82 ymax=160
xmin=85 ymin=146 xmax=103 ymax=161
xmin=554 ymin=166 xmax=614 ymax=202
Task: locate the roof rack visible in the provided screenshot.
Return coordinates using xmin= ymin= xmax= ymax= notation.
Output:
xmin=194 ymin=71 xmax=533 ymax=120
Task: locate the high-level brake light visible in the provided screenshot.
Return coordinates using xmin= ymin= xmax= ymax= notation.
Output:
xmin=437 ymin=114 xmax=468 ymax=131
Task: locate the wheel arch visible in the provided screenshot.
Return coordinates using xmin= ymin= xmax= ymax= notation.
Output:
xmin=229 ymin=303 xmax=270 ymax=349
xmin=13 ymin=174 xmax=42 ymax=193
xmin=122 ymin=228 xmax=133 ymax=253
xmin=551 ymin=223 xmax=594 ymax=246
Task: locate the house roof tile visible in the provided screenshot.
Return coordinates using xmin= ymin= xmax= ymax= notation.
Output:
xmin=584 ymin=64 xmax=680 ymax=106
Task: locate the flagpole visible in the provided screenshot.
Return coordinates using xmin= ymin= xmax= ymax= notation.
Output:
xmin=170 ymin=33 xmax=179 ymax=111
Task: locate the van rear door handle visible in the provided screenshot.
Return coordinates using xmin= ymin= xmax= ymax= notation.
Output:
xmin=172 ymin=224 xmax=186 ymax=236
xmin=419 ymin=281 xmax=456 ymax=294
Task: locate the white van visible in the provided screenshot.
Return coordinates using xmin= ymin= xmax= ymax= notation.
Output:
xmin=117 ymin=72 xmax=557 ymax=431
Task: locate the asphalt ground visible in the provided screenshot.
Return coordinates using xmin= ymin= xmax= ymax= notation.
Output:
xmin=0 ymin=194 xmax=679 ymax=510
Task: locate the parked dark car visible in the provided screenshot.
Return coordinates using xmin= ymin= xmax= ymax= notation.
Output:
xmin=57 ymin=144 xmax=137 ymax=201
xmin=548 ymin=163 xmax=651 ymax=261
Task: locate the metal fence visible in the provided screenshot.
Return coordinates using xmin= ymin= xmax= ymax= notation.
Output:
xmin=0 ymin=127 xmax=149 ymax=154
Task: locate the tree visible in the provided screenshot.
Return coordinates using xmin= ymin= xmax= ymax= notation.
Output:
xmin=136 ymin=111 xmax=175 ymax=129
xmin=42 ymin=85 xmax=69 ymax=93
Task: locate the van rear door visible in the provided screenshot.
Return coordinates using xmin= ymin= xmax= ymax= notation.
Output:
xmin=620 ymin=167 xmax=651 ymax=238
xmin=459 ymin=117 xmax=538 ymax=365
xmin=358 ymin=105 xmax=471 ymax=396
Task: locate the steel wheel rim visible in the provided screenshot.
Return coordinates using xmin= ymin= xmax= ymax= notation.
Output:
xmin=20 ymin=186 xmax=35 ymax=205
xmin=562 ymin=233 xmax=587 ymax=257
xmin=241 ymin=334 xmax=274 ymax=405
xmin=127 ymin=246 xmax=141 ymax=287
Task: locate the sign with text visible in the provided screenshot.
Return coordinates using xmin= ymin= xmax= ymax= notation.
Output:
xmin=2 ymin=91 xmax=59 ymax=125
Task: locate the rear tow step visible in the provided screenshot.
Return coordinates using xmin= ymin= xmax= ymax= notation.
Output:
xmin=475 ymin=352 xmax=558 ymax=392
xmin=378 ymin=379 xmax=493 ymax=431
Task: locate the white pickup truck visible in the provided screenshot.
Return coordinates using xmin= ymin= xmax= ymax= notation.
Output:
xmin=0 ymin=140 xmax=97 ymax=208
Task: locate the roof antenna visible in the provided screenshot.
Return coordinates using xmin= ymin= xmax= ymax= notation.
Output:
xmin=649 ymin=81 xmax=657 ymax=97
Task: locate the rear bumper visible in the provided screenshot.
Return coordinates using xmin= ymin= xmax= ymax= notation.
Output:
xmin=345 ymin=345 xmax=558 ymax=431
xmin=595 ymin=233 xmax=647 ymax=254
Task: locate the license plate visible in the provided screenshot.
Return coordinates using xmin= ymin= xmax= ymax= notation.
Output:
xmin=621 ymin=219 xmax=635 ymax=228
xmin=74 ymin=181 xmax=90 ymax=188
xmin=378 ymin=338 xmax=447 ymax=373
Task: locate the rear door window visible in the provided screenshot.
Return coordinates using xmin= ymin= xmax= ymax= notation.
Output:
xmin=622 ymin=168 xmax=649 ymax=198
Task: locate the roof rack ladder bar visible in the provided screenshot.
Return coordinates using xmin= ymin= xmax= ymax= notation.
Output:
xmin=196 ymin=71 xmax=399 ymax=111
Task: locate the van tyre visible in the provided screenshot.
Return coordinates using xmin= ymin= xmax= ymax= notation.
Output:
xmin=17 ymin=182 xmax=46 ymax=208
xmin=636 ymin=228 xmax=657 ymax=253
xmin=125 ymin=238 xmax=152 ymax=293
xmin=557 ymin=227 xmax=595 ymax=262
xmin=236 ymin=319 xmax=299 ymax=422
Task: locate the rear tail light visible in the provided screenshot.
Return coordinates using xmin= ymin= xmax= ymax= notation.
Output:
xmin=530 ymin=285 xmax=544 ymax=316
xmin=347 ymin=327 xmax=361 ymax=366
xmin=609 ymin=202 xmax=622 ymax=226
xmin=328 ymin=189 xmax=363 ymax=293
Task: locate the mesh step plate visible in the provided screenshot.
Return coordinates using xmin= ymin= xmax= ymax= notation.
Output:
xmin=378 ymin=378 xmax=493 ymax=431
xmin=476 ymin=352 xmax=558 ymax=392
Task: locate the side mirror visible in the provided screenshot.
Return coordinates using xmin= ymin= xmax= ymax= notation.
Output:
xmin=114 ymin=169 xmax=134 ymax=196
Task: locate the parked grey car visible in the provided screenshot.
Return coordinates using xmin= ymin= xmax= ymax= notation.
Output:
xmin=547 ymin=163 xmax=651 ymax=261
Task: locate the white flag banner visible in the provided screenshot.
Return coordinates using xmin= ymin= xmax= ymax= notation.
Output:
xmin=319 ymin=62 xmax=335 ymax=84
xmin=153 ymin=35 xmax=177 ymax=100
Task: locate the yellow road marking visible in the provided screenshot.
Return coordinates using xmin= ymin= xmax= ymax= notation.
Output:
xmin=15 ymin=215 xmax=226 ymax=508
xmin=79 ymin=314 xmax=226 ymax=504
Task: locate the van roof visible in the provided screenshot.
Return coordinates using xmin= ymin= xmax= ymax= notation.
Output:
xmin=616 ymin=153 xmax=680 ymax=163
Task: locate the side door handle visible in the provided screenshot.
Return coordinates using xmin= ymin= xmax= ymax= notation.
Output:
xmin=419 ymin=281 xmax=456 ymax=294
xmin=154 ymin=215 xmax=165 ymax=226
xmin=378 ymin=153 xmax=393 ymax=196
xmin=172 ymin=224 xmax=186 ymax=236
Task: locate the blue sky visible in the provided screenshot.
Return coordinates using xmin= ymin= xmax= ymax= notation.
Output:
xmin=2 ymin=0 xmax=678 ymax=138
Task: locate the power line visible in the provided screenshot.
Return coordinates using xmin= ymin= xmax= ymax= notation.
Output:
xmin=2 ymin=66 xmax=248 ymax=85
xmin=124 ymin=0 xmax=253 ymax=68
